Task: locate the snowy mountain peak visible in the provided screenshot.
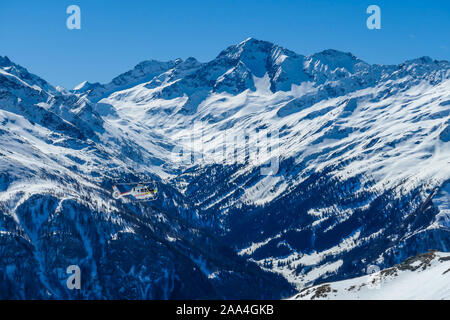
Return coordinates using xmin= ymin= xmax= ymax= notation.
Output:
xmin=72 ymin=58 xmax=181 ymax=101
xmin=313 ymin=49 xmax=362 ymax=61
xmin=400 ymin=56 xmax=450 ymax=72
xmin=304 ymin=49 xmax=369 ymax=80
xmin=0 ymin=55 xmax=13 ymax=68
xmin=225 ymin=37 xmax=275 ymax=55
xmin=405 ymin=56 xmax=436 ymax=65
xmin=109 ymin=59 xmax=176 ymax=87
xmin=179 ymin=56 xmax=201 ymax=69
xmin=215 ymin=38 xmax=277 ymax=77
xmin=0 ymin=57 xmax=57 ymax=97
xmin=73 ymin=80 xmax=96 ymax=91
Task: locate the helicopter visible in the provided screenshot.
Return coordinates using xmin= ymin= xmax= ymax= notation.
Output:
xmin=112 ymin=183 xmax=157 ymax=201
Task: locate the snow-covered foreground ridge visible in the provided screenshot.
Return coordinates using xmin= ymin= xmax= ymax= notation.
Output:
xmin=0 ymin=38 xmax=449 ymax=299
xmin=291 ymin=251 xmax=450 ymax=300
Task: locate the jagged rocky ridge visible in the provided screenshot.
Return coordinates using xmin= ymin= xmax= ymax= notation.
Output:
xmin=291 ymin=251 xmax=450 ymax=299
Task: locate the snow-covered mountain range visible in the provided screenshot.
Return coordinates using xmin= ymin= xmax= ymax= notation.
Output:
xmin=0 ymin=38 xmax=449 ymax=299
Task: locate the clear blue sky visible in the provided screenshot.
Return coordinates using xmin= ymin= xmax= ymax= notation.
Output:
xmin=1 ymin=0 xmax=449 ymax=89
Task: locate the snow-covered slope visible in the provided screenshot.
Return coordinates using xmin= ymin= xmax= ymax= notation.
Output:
xmin=291 ymin=251 xmax=450 ymax=299
xmin=1 ymin=38 xmax=449 ymax=299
